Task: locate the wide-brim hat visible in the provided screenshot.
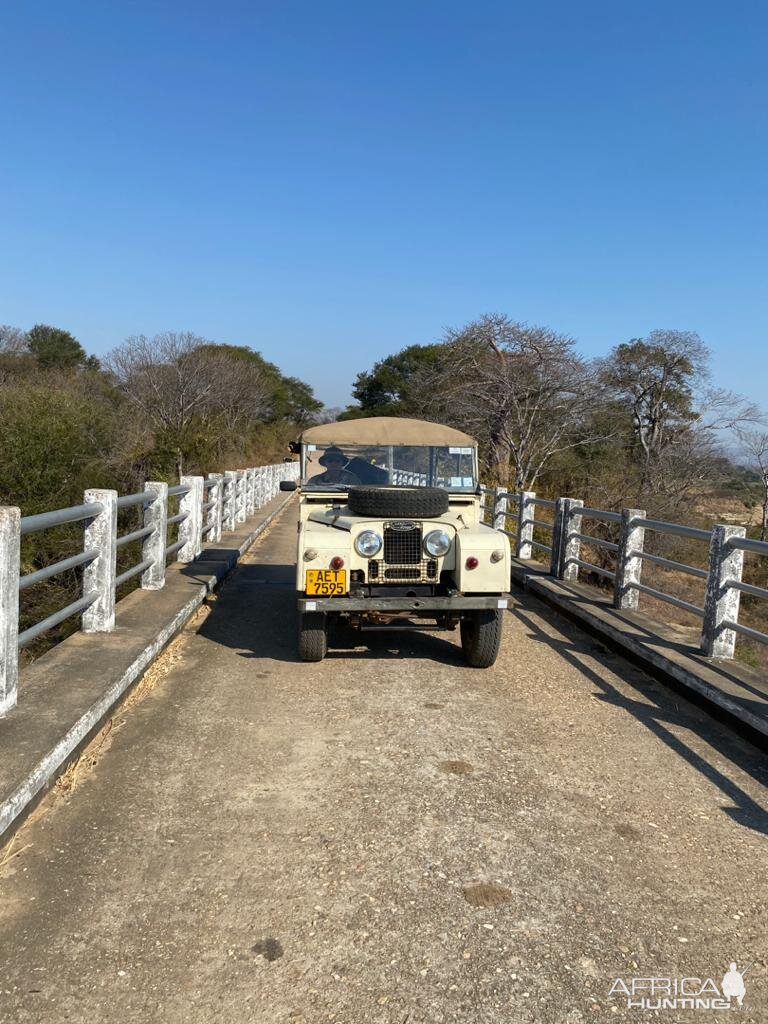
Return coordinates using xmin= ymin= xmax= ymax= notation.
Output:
xmin=318 ymin=445 xmax=347 ymax=467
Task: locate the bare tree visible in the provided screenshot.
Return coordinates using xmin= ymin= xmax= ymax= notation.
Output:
xmin=735 ymin=427 xmax=768 ymax=541
xmin=106 ymin=332 xmax=273 ymax=477
xmin=0 ymin=325 xmax=28 ymax=354
xmin=418 ymin=314 xmax=612 ymax=489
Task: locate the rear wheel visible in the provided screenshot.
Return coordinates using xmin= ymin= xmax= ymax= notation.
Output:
xmin=460 ymin=608 xmax=503 ymax=668
xmin=298 ymin=611 xmax=328 ymax=662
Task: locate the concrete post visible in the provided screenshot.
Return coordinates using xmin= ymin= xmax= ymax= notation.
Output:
xmin=613 ymin=508 xmax=646 ymax=610
xmin=0 ymin=507 xmax=20 ymax=717
xmin=492 ymin=487 xmax=508 ymax=531
xmin=207 ymin=474 xmax=223 ymax=543
xmin=178 ymin=475 xmax=204 ymax=563
xmin=82 ymin=489 xmax=118 ymax=632
xmin=141 ymin=482 xmax=168 ymax=590
xmin=246 ymin=468 xmax=256 ymax=516
xmin=223 ymin=472 xmax=238 ymax=532
xmin=236 ymin=471 xmax=247 ymax=524
xmin=516 ymin=491 xmax=536 ymax=559
xmin=551 ymin=497 xmax=584 ymax=580
xmin=701 ymin=524 xmax=746 ymax=659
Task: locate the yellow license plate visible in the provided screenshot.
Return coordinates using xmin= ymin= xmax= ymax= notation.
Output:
xmin=305 ymin=569 xmax=347 ymax=596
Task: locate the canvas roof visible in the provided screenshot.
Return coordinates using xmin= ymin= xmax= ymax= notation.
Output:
xmin=299 ymin=416 xmax=476 ymax=447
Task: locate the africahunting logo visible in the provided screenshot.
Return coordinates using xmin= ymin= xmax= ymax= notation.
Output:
xmin=609 ymin=962 xmax=750 ymax=1011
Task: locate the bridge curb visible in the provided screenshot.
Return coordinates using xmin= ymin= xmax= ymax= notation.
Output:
xmin=0 ymin=491 xmax=295 ymax=845
xmin=511 ymin=562 xmax=768 ymax=742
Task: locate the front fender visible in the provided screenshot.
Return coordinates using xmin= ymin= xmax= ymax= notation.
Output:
xmin=453 ymin=526 xmax=510 ymax=592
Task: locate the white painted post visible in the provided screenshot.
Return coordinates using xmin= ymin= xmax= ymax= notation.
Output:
xmin=236 ymin=471 xmax=247 ymax=524
xmin=246 ymin=468 xmax=256 ymax=516
xmin=223 ymin=472 xmax=238 ymax=532
xmin=178 ymin=475 xmax=204 ymax=563
xmin=516 ymin=491 xmax=536 ymax=559
xmin=551 ymin=497 xmax=583 ymax=580
xmin=82 ymin=489 xmax=118 ymax=632
xmin=142 ymin=482 xmax=168 ymax=590
xmin=614 ymin=509 xmax=646 ymax=610
xmin=701 ymin=524 xmax=746 ymax=659
xmin=208 ymin=473 xmax=223 ymax=543
xmin=492 ymin=487 xmax=508 ymax=531
xmin=0 ymin=507 xmax=20 ymax=716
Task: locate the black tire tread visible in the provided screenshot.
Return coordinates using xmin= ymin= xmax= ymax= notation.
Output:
xmin=298 ymin=611 xmax=328 ymax=662
xmin=347 ymin=486 xmax=449 ymax=518
xmin=460 ymin=608 xmax=503 ymax=668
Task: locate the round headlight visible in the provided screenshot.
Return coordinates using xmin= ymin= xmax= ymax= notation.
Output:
xmin=355 ymin=530 xmax=383 ymax=557
xmin=424 ymin=529 xmax=451 ymax=557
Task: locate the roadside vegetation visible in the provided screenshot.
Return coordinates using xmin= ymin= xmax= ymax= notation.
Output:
xmin=0 ymin=324 xmax=321 ymax=657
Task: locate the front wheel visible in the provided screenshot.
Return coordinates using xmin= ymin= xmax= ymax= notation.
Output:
xmin=299 ymin=611 xmax=328 ymax=662
xmin=460 ymin=609 xmax=503 ymax=668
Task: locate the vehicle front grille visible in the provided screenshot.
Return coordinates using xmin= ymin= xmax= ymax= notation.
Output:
xmin=368 ymin=523 xmax=433 ymax=583
xmin=383 ymin=524 xmax=422 ymax=565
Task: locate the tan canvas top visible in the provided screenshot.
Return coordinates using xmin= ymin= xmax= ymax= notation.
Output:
xmin=300 ymin=416 xmax=476 ymax=447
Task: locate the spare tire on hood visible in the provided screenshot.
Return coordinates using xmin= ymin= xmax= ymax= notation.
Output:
xmin=347 ymin=486 xmax=449 ymax=518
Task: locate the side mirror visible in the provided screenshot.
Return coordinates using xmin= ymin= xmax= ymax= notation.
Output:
xmin=280 ymin=480 xmax=297 ymax=492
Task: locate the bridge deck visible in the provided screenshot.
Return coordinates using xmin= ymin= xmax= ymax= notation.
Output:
xmin=0 ymin=505 xmax=766 ymax=1023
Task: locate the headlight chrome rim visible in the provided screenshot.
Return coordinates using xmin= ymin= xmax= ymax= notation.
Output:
xmin=354 ymin=529 xmax=383 ymax=558
xmin=424 ymin=529 xmax=451 ymax=557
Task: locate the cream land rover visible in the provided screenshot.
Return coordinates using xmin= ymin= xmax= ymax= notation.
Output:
xmin=279 ymin=417 xmax=511 ymax=666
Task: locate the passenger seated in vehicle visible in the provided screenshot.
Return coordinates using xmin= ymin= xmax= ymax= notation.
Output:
xmin=308 ymin=446 xmax=361 ymax=486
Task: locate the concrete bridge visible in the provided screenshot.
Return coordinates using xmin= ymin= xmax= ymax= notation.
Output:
xmin=0 ymin=484 xmax=767 ymax=1022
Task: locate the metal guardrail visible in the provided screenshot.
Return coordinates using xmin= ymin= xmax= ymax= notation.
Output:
xmin=0 ymin=461 xmax=300 ymax=716
xmin=482 ymin=486 xmax=768 ymax=662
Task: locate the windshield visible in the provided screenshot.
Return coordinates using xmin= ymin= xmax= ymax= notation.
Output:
xmin=301 ymin=443 xmax=477 ymax=492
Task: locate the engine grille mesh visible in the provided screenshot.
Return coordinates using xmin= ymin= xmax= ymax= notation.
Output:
xmin=383 ymin=525 xmax=422 ymax=565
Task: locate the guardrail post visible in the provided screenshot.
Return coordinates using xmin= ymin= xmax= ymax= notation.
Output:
xmin=236 ymin=471 xmax=247 ymax=524
xmin=141 ymin=482 xmax=168 ymax=590
xmin=0 ymin=507 xmax=20 ymax=716
xmin=178 ymin=475 xmax=204 ymax=562
xmin=492 ymin=487 xmax=508 ymax=530
xmin=614 ymin=508 xmax=646 ymax=610
xmin=82 ymin=489 xmax=118 ymax=632
xmin=551 ymin=497 xmax=583 ymax=579
xmin=701 ymin=524 xmax=746 ymax=659
xmin=516 ymin=491 xmax=536 ymax=559
xmin=207 ymin=474 xmax=223 ymax=542
xmin=246 ymin=468 xmax=256 ymax=516
xmin=223 ymin=472 xmax=238 ymax=532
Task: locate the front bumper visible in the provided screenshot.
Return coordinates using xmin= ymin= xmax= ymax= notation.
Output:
xmin=298 ymin=595 xmax=509 ymax=613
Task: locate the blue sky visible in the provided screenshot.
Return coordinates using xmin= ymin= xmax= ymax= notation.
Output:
xmin=1 ymin=1 xmax=766 ymax=409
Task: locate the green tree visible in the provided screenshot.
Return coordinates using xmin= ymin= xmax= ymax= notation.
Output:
xmin=599 ymin=331 xmax=706 ymax=480
xmin=26 ymin=324 xmax=91 ymax=370
xmin=347 ymin=343 xmax=444 ymax=417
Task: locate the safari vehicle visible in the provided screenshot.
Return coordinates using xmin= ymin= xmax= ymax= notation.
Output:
xmin=279 ymin=417 xmax=510 ymax=667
